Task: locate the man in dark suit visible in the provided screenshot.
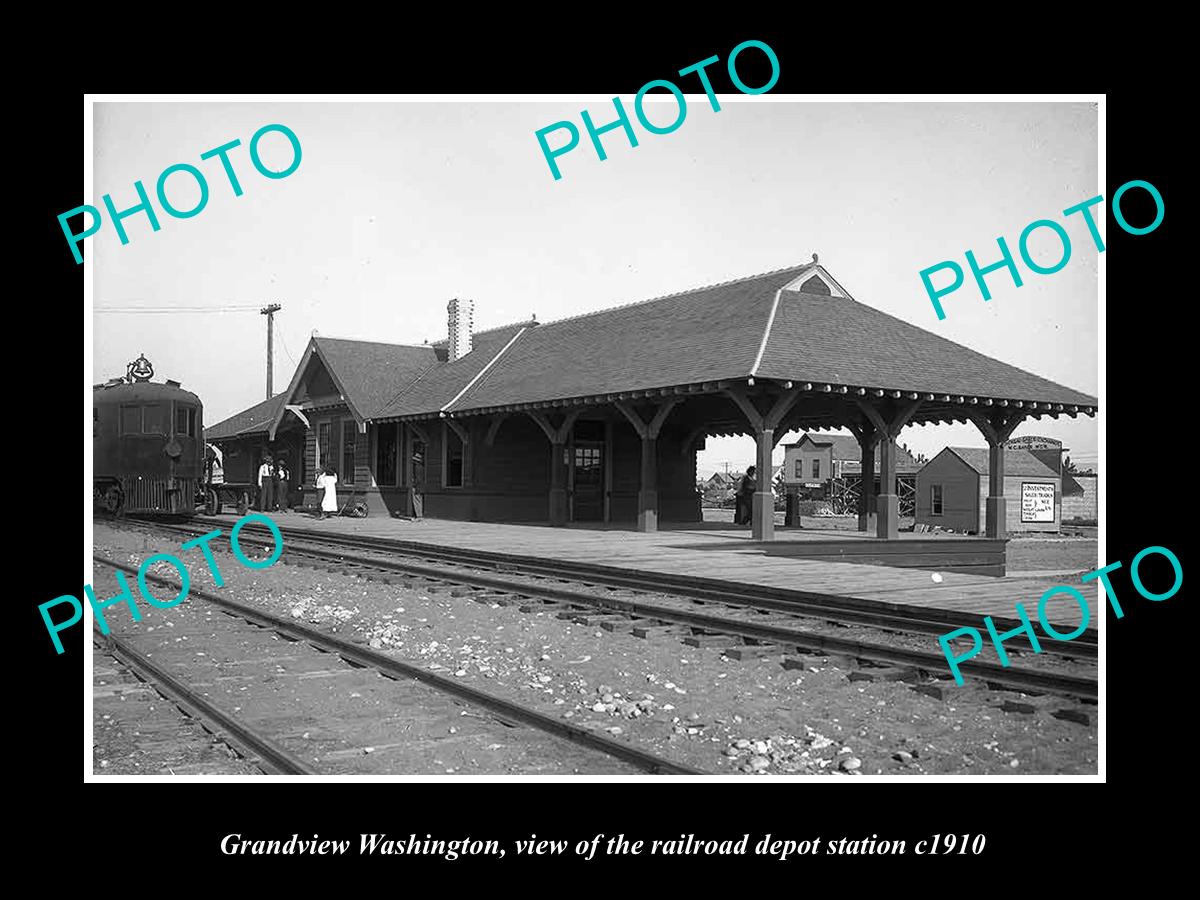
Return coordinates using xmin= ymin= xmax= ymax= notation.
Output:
xmin=735 ymin=466 xmax=756 ymax=526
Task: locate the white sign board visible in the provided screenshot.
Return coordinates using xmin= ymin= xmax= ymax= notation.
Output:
xmin=1021 ymin=482 xmax=1055 ymax=523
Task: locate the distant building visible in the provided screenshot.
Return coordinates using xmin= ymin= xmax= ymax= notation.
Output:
xmin=781 ymin=432 xmax=920 ymax=514
xmin=916 ymin=447 xmax=1061 ymax=534
xmin=1062 ymin=471 xmax=1097 ymax=521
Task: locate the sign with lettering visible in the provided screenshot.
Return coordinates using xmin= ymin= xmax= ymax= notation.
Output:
xmin=1006 ymin=436 xmax=1062 ymax=451
xmin=1021 ymin=482 xmax=1055 ymax=522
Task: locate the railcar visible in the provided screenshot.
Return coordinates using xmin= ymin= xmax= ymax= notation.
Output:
xmin=93 ymin=355 xmax=204 ymax=515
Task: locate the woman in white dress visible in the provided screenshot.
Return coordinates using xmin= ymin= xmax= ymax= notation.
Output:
xmin=316 ymin=465 xmax=339 ymax=519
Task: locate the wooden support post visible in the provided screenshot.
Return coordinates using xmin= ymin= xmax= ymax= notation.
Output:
xmin=614 ymin=399 xmax=677 ymax=532
xmin=724 ymin=385 xmax=802 ymax=542
xmin=752 ymin=428 xmax=774 ymax=541
xmin=877 ymin=433 xmax=899 ymax=539
xmin=849 ymin=421 xmax=879 ymax=533
xmin=966 ymin=411 xmax=1025 ymax=538
xmin=859 ymin=439 xmax=876 ymax=533
xmin=856 ymin=398 xmax=923 ymax=540
xmin=528 ymin=410 xmax=581 ymax=526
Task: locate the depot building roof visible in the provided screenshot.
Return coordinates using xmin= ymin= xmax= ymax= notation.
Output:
xmin=208 ymin=260 xmax=1098 ymax=442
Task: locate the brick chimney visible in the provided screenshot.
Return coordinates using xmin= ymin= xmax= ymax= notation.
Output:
xmin=447 ymin=297 xmax=474 ymax=361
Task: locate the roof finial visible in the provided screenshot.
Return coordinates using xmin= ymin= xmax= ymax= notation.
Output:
xmin=812 ymin=252 xmax=819 ymax=264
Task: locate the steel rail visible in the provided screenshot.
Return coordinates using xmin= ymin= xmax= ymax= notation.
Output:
xmin=129 ymin=516 xmax=1100 ymax=657
xmin=94 ymin=555 xmax=706 ymax=776
xmin=130 ymin=523 xmax=1097 ymax=702
xmin=95 ymin=628 xmax=315 ymax=775
xmin=274 ymin=541 xmax=1099 ymax=701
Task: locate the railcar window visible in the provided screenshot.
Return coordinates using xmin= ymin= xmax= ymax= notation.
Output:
xmin=120 ymin=405 xmax=142 ymax=435
xmin=142 ymin=404 xmax=165 ymax=434
xmin=176 ymin=405 xmax=197 ymax=437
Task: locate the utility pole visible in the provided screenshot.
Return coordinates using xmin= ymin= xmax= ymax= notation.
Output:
xmin=260 ymin=303 xmax=282 ymax=399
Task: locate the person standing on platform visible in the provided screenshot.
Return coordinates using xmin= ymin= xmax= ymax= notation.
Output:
xmin=735 ymin=466 xmax=756 ymax=526
xmin=257 ymin=453 xmax=275 ymax=513
xmin=316 ymin=464 xmax=339 ymax=520
xmin=274 ymin=457 xmax=290 ymax=513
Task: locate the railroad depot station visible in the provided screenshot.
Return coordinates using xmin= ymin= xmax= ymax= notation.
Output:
xmin=208 ymin=260 xmax=1097 ymax=566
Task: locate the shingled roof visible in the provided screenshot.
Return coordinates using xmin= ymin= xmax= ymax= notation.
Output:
xmin=312 ymin=337 xmax=438 ymax=418
xmin=376 ymin=323 xmax=531 ymax=419
xmin=426 ymin=262 xmax=1096 ymax=415
xmin=940 ymin=447 xmax=1059 ymax=478
xmin=212 ymin=261 xmax=1097 ymax=435
xmin=206 ymin=393 xmax=287 ymax=440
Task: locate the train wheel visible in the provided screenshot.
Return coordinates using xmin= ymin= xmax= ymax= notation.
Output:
xmin=236 ymin=492 xmax=249 ymax=517
xmin=205 ymin=489 xmax=223 ymax=516
xmin=102 ymin=486 xmax=124 ymax=515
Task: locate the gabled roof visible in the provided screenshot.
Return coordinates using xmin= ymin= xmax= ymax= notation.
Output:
xmin=444 ymin=265 xmax=810 ymax=412
xmin=212 ymin=260 xmax=1097 ymax=436
xmin=312 ymin=337 xmax=438 ymax=418
xmin=938 ymin=447 xmax=1059 ymax=478
xmin=376 ymin=323 xmax=531 ymax=419
xmin=206 ymin=393 xmax=288 ymax=441
xmin=265 ymin=336 xmax=438 ymax=438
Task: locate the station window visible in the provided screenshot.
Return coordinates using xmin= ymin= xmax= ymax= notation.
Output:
xmin=175 ymin=405 xmax=196 ymax=437
xmin=794 ymin=459 xmax=803 ymax=479
xmin=342 ymin=421 xmax=357 ymax=485
xmin=375 ymin=422 xmax=399 ymax=486
xmin=811 ymin=459 xmax=821 ymax=479
xmin=931 ymin=484 xmax=944 ymax=516
xmin=445 ymin=423 xmax=464 ymax=488
xmin=318 ymin=421 xmax=333 ymax=470
xmin=120 ymin=405 xmax=142 ymax=435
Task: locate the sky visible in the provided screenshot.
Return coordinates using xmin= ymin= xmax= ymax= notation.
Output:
xmin=91 ymin=100 xmax=1099 ymax=476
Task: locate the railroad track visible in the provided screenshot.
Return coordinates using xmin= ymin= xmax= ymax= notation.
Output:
xmin=153 ymin=516 xmax=1099 ymax=656
xmin=96 ymin=629 xmax=313 ymax=774
xmin=116 ymin=518 xmax=1098 ymax=702
xmin=94 ymin=554 xmax=705 ymax=776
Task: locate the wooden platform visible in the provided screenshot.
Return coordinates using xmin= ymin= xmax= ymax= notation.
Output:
xmin=212 ymin=512 xmax=1100 ymax=628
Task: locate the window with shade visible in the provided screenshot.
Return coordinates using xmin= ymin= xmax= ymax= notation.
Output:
xmin=375 ymin=422 xmax=399 ymax=486
xmin=811 ymin=459 xmax=821 ymax=479
xmin=318 ymin=422 xmax=333 ymax=470
xmin=342 ymin=421 xmax=356 ymax=485
xmin=931 ymin=484 xmax=944 ymax=516
xmin=444 ymin=423 xmax=464 ymax=488
xmin=794 ymin=460 xmax=803 ymax=479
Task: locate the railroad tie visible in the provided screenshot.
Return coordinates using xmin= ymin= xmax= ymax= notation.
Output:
xmin=631 ymin=623 xmax=690 ymax=640
xmin=723 ymin=643 xmax=785 ymax=661
xmin=1052 ymin=708 xmax=1090 ymax=726
xmin=682 ymin=634 xmax=741 ymax=650
xmin=847 ymin=666 xmax=922 ymax=684
xmin=570 ymin=613 xmax=630 ymax=628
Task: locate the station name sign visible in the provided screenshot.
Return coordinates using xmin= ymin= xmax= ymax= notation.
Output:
xmin=1005 ymin=436 xmax=1062 ymax=451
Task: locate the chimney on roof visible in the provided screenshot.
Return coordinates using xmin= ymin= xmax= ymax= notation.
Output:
xmin=447 ymin=297 xmax=474 ymax=361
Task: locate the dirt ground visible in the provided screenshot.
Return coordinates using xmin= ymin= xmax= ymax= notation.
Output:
xmin=92 ymin=522 xmax=1098 ymax=776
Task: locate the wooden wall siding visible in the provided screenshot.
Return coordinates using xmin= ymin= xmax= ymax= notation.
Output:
xmin=915 ymin=453 xmax=979 ymax=534
xmin=406 ymin=414 xmax=701 ymax=524
xmin=1062 ymin=475 xmax=1097 ymax=521
xmin=917 ymin=455 xmax=1061 ymax=534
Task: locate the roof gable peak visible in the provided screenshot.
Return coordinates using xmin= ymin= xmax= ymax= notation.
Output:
xmin=780 ymin=265 xmax=850 ymax=299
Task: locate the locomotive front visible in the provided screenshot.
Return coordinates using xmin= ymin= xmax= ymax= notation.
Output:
xmin=93 ymin=355 xmax=205 ymax=515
